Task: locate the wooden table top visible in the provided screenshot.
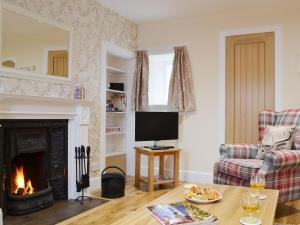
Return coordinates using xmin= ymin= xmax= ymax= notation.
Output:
xmin=111 ymin=183 xmax=279 ymax=225
xmin=135 ymin=147 xmax=181 ymax=154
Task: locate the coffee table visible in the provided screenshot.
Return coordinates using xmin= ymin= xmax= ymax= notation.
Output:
xmin=111 ymin=183 xmax=279 ymax=225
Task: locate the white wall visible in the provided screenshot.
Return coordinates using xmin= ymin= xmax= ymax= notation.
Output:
xmin=138 ymin=4 xmax=300 ymax=180
xmin=3 ymin=34 xmax=68 ymax=73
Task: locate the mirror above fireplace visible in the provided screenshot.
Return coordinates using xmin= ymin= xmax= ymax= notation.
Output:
xmin=0 ymin=2 xmax=72 ymax=84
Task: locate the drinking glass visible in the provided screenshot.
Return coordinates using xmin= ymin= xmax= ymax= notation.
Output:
xmin=250 ymin=173 xmax=266 ymax=200
xmin=240 ymin=194 xmax=262 ymax=225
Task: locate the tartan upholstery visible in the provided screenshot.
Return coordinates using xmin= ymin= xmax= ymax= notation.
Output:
xmin=259 ymin=110 xmax=277 ymax=141
xmin=214 ymin=109 xmax=300 ymax=203
xmin=218 ymin=159 xmax=262 ymax=180
xmin=220 ymin=144 xmax=259 ymax=159
xmin=259 ymin=150 xmax=300 ymax=174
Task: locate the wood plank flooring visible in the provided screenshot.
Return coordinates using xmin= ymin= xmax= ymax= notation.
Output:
xmin=58 ymin=177 xmax=300 ymax=225
xmin=58 ymin=177 xmax=172 ymax=225
xmin=276 ymin=199 xmax=300 ymax=224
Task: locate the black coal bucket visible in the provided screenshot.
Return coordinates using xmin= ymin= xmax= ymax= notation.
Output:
xmin=101 ymin=166 xmax=125 ymax=199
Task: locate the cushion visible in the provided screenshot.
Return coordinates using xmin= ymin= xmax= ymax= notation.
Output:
xmin=275 ymin=109 xmax=300 ymax=150
xmin=256 ymin=125 xmax=296 ymax=159
xmin=218 ymin=159 xmax=263 ymax=180
xmin=262 ymin=125 xmax=295 ymax=149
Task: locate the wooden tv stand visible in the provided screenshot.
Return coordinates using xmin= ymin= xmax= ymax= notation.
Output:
xmin=134 ymin=147 xmax=180 ymax=192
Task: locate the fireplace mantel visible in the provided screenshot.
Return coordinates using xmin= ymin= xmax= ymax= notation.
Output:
xmin=0 ymin=93 xmax=95 ymax=104
xmin=0 ymin=93 xmax=95 ymax=199
xmin=0 ymin=93 xmax=94 ymax=120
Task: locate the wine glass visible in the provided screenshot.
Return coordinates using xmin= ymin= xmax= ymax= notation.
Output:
xmin=250 ymin=173 xmax=266 ymax=200
xmin=240 ymin=193 xmax=262 ymax=225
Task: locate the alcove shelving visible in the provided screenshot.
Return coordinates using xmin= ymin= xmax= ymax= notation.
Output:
xmin=100 ymin=42 xmax=135 ymax=175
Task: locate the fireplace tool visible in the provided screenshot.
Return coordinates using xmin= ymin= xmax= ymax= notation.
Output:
xmin=75 ymin=145 xmax=92 ymax=204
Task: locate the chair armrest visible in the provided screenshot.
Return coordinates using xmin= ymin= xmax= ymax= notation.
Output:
xmin=219 ymin=144 xmax=259 ymax=159
xmin=259 ymin=150 xmax=300 ymax=174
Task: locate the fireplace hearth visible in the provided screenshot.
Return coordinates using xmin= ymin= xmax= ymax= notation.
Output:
xmin=0 ymin=120 xmax=68 ymax=216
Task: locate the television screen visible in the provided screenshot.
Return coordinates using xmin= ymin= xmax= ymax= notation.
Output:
xmin=135 ymin=112 xmax=178 ymax=141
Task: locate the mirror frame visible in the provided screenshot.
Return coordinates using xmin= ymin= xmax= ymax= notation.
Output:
xmin=0 ymin=1 xmax=73 ymax=85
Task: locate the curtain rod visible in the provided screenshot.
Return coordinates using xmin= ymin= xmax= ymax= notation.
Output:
xmin=140 ymin=45 xmax=187 ymax=55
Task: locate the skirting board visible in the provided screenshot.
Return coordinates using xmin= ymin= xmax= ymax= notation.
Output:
xmin=140 ymin=167 xmax=213 ymax=184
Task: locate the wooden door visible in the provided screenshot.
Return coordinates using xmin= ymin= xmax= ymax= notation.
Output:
xmin=226 ymin=32 xmax=275 ymax=144
xmin=48 ymin=50 xmax=68 ymax=77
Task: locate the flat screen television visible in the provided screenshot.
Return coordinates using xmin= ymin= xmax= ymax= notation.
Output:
xmin=135 ymin=112 xmax=178 ymax=143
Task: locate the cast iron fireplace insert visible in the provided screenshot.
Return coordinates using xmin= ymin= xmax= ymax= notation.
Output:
xmin=0 ymin=120 xmax=68 ymax=215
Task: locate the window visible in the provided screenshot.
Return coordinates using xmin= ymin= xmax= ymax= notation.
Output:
xmin=148 ymin=53 xmax=174 ymax=107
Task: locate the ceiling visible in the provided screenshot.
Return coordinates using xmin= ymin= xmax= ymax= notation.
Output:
xmin=97 ymin=0 xmax=294 ymax=24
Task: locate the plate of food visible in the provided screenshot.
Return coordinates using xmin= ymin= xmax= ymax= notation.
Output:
xmin=184 ymin=185 xmax=222 ymax=204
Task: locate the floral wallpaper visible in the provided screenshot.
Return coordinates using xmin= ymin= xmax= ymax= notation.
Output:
xmin=1 ymin=0 xmax=138 ymax=178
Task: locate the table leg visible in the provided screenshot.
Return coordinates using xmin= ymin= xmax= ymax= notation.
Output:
xmin=159 ymin=155 xmax=165 ymax=177
xmin=135 ymin=151 xmax=141 ymax=188
xmin=174 ymin=152 xmax=179 ymax=186
xmin=148 ymin=154 xmax=154 ymax=192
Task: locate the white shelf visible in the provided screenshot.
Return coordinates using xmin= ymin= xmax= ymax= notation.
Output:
xmin=101 ymin=44 xmax=134 ymax=175
xmin=106 ymin=132 xmax=126 ymax=136
xmin=106 ymin=151 xmax=126 ymax=157
xmin=106 ymin=111 xmax=127 ymax=114
xmin=106 ymin=89 xmax=127 ymax=94
xmin=106 ymin=66 xmax=127 ymax=75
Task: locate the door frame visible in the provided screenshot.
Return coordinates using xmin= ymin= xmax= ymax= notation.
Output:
xmin=218 ymin=25 xmax=282 ymax=144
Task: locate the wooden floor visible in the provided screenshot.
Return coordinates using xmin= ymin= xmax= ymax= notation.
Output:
xmin=276 ymin=200 xmax=300 ymax=224
xmin=58 ymin=177 xmax=300 ymax=225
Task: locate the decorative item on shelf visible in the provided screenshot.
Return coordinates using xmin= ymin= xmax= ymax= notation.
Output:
xmin=74 ymin=85 xmax=86 ymax=100
xmin=18 ymin=65 xmax=36 ymax=71
xmin=106 ymin=94 xmax=126 ymax=112
xmin=108 ymin=83 xmax=124 ymax=91
xmin=74 ymin=86 xmax=82 ymax=99
xmin=101 ymin=166 xmax=125 ymax=199
xmin=111 ymin=94 xmax=126 ymax=112
xmin=80 ymin=85 xmax=86 ymax=100
xmin=75 ymin=145 xmax=92 ymax=204
xmin=106 ymin=127 xmax=121 ymax=133
xmin=106 ymin=99 xmax=114 ymax=112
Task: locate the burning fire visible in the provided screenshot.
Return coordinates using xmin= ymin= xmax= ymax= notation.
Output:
xmin=13 ymin=165 xmax=34 ymax=195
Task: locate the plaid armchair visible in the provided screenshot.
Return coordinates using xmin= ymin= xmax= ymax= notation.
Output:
xmin=214 ymin=109 xmax=300 ymax=203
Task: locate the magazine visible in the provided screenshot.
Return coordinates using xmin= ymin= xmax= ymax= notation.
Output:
xmin=147 ymin=202 xmax=218 ymax=225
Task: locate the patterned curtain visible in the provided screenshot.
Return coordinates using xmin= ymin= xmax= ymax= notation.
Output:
xmin=132 ymin=50 xmax=149 ymax=111
xmin=168 ymin=46 xmax=196 ymax=112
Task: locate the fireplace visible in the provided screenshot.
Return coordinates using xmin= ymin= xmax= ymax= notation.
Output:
xmin=0 ymin=120 xmax=68 ymax=215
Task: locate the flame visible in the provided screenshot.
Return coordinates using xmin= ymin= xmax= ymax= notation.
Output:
xmin=13 ymin=165 xmax=34 ymax=195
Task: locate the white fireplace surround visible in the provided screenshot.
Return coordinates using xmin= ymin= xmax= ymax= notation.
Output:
xmin=0 ymin=93 xmax=95 ymax=199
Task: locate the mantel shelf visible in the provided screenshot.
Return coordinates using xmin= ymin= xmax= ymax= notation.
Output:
xmin=0 ymin=93 xmax=96 ymax=105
